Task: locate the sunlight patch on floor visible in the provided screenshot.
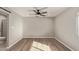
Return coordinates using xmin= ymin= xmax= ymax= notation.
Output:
xmin=30 ymin=41 xmax=51 ymax=51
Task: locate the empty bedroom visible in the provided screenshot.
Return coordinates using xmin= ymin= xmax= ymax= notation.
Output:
xmin=0 ymin=7 xmax=78 ymax=51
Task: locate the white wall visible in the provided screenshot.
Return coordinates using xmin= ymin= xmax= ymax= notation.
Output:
xmin=8 ymin=11 xmax=23 ymax=46
xmin=23 ymin=17 xmax=54 ymax=38
xmin=55 ymin=7 xmax=79 ymax=50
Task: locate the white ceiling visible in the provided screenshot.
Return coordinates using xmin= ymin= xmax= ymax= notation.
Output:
xmin=9 ymin=7 xmax=68 ymax=17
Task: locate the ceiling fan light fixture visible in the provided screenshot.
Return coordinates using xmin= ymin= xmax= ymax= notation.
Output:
xmin=30 ymin=7 xmax=48 ymax=16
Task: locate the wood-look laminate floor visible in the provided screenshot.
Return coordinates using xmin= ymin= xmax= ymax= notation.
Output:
xmin=9 ymin=38 xmax=70 ymax=51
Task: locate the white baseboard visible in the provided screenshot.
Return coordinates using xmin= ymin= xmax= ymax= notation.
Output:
xmin=6 ymin=38 xmax=23 ymax=49
xmin=54 ymin=37 xmax=75 ymax=51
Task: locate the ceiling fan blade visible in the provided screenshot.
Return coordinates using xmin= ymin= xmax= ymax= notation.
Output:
xmin=40 ymin=14 xmax=46 ymax=16
xmin=33 ymin=10 xmax=37 ymax=13
xmin=41 ymin=11 xmax=47 ymax=14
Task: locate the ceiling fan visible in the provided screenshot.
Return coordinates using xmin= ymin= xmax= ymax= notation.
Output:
xmin=30 ymin=7 xmax=47 ymax=16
